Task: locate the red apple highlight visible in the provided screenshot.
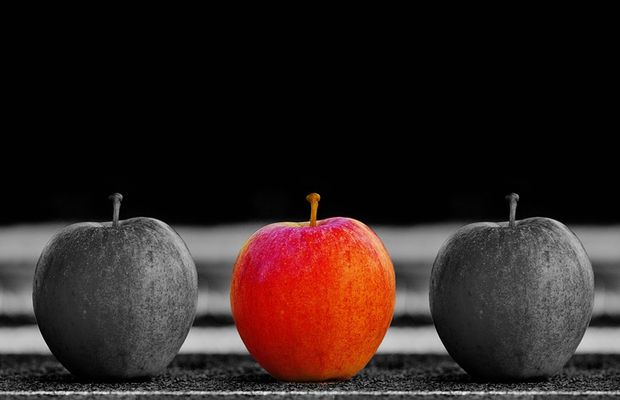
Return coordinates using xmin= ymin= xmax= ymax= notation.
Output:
xmin=33 ymin=194 xmax=198 ymax=380
xmin=430 ymin=193 xmax=594 ymax=381
xmin=231 ymin=193 xmax=395 ymax=381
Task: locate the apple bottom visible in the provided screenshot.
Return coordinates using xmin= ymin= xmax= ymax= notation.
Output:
xmin=235 ymin=303 xmax=392 ymax=382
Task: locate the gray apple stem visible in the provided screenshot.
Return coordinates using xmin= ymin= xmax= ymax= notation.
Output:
xmin=108 ymin=193 xmax=123 ymax=227
xmin=505 ymin=193 xmax=520 ymax=228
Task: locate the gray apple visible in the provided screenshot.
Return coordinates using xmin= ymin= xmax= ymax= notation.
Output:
xmin=33 ymin=193 xmax=198 ymax=380
xmin=429 ymin=193 xmax=594 ymax=381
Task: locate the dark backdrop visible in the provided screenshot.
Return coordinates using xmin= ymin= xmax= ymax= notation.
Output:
xmin=3 ymin=32 xmax=616 ymax=225
xmin=2 ymin=155 xmax=618 ymax=225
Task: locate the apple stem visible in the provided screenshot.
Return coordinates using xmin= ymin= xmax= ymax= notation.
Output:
xmin=505 ymin=193 xmax=519 ymax=228
xmin=108 ymin=193 xmax=123 ymax=227
xmin=306 ymin=193 xmax=321 ymax=227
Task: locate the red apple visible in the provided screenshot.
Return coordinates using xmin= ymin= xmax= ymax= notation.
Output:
xmin=230 ymin=193 xmax=395 ymax=381
xmin=430 ymin=193 xmax=594 ymax=381
xmin=33 ymin=194 xmax=198 ymax=380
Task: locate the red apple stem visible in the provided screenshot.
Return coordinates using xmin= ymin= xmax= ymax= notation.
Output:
xmin=108 ymin=193 xmax=123 ymax=227
xmin=505 ymin=193 xmax=519 ymax=228
xmin=306 ymin=193 xmax=321 ymax=227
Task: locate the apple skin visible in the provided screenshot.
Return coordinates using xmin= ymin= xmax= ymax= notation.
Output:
xmin=430 ymin=217 xmax=594 ymax=381
xmin=230 ymin=217 xmax=395 ymax=382
xmin=33 ymin=217 xmax=198 ymax=380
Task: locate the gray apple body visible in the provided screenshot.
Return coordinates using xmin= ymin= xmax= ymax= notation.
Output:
xmin=33 ymin=217 xmax=198 ymax=380
xmin=429 ymin=217 xmax=594 ymax=381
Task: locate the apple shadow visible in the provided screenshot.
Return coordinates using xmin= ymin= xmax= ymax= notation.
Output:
xmin=472 ymin=376 xmax=552 ymax=384
xmin=434 ymin=373 xmax=552 ymax=384
xmin=229 ymin=373 xmax=278 ymax=385
xmin=33 ymin=372 xmax=155 ymax=384
xmin=429 ymin=373 xmax=472 ymax=384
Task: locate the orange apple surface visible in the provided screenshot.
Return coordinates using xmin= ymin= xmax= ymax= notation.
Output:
xmin=230 ymin=194 xmax=395 ymax=382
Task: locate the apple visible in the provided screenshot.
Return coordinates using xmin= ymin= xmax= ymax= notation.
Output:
xmin=33 ymin=193 xmax=198 ymax=380
xmin=430 ymin=193 xmax=594 ymax=381
xmin=230 ymin=193 xmax=395 ymax=381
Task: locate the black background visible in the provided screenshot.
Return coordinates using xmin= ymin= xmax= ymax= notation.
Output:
xmin=2 ymin=153 xmax=617 ymax=225
xmin=3 ymin=28 xmax=616 ymax=225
